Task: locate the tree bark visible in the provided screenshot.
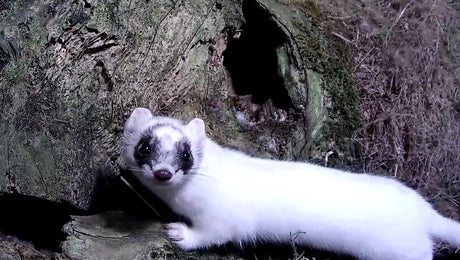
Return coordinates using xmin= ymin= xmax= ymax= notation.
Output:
xmin=0 ymin=0 xmax=358 ymax=210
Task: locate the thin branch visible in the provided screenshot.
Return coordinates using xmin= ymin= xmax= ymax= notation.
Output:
xmin=331 ymin=31 xmax=353 ymax=45
xmin=353 ymin=47 xmax=375 ymax=72
xmin=385 ymin=0 xmax=415 ymax=45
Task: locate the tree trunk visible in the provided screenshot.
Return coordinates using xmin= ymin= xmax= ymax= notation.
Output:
xmin=1 ymin=0 xmax=357 ymax=210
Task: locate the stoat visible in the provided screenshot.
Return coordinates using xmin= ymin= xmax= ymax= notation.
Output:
xmin=121 ymin=107 xmax=460 ymax=260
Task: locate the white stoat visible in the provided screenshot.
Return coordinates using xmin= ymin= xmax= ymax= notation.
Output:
xmin=121 ymin=107 xmax=460 ymax=260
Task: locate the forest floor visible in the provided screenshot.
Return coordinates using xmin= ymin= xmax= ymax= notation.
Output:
xmin=305 ymin=0 xmax=460 ymax=215
xmin=296 ymin=0 xmax=459 ymax=257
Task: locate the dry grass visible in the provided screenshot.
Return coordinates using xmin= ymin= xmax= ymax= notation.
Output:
xmin=304 ymin=0 xmax=460 ymax=217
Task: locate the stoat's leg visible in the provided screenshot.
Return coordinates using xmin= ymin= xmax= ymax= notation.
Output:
xmin=165 ymin=222 xmax=224 ymax=250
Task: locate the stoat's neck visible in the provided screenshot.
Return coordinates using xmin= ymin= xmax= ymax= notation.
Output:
xmin=200 ymin=138 xmax=225 ymax=165
xmin=199 ymin=138 xmax=253 ymax=172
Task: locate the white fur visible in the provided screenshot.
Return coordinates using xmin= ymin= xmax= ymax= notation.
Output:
xmin=122 ymin=108 xmax=460 ymax=260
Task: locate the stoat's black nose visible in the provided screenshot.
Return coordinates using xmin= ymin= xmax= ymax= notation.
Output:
xmin=154 ymin=170 xmax=173 ymax=181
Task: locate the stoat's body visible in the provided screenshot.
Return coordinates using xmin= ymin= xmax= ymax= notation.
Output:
xmin=122 ymin=108 xmax=460 ymax=260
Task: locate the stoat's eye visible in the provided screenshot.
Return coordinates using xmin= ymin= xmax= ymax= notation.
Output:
xmin=180 ymin=150 xmax=191 ymax=161
xmin=138 ymin=142 xmax=151 ymax=156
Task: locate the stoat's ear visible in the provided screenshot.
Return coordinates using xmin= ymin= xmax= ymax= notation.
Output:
xmin=124 ymin=107 xmax=153 ymax=134
xmin=186 ymin=118 xmax=206 ymax=141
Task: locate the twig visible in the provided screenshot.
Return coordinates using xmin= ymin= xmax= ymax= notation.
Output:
xmin=331 ymin=31 xmax=353 ymax=45
xmin=327 ymin=15 xmax=352 ymax=20
xmin=353 ymin=47 xmax=375 ymax=72
xmin=420 ymin=0 xmax=438 ymax=26
xmin=120 ymin=175 xmax=161 ymax=217
xmin=385 ymin=0 xmax=415 ymax=45
xmin=324 ymin=150 xmax=335 ymax=167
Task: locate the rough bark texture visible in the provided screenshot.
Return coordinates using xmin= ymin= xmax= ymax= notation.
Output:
xmin=1 ymin=0 xmax=357 ymax=210
xmin=1 ymin=0 xmax=241 ymax=210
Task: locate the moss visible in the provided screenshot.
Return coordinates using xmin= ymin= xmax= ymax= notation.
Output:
xmin=2 ymin=62 xmax=25 ymax=82
xmin=293 ymin=12 xmax=361 ymax=162
xmin=86 ymin=0 xmax=122 ymax=32
xmin=288 ymin=0 xmax=321 ymax=22
xmin=0 ymin=0 xmax=50 ymax=55
xmin=0 ymin=1 xmax=23 ymax=24
xmin=0 ymin=0 xmax=52 ymax=114
xmin=1 ymin=62 xmax=29 ymax=116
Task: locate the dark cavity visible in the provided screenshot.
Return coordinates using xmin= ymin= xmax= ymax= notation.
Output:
xmin=223 ymin=0 xmax=294 ymax=110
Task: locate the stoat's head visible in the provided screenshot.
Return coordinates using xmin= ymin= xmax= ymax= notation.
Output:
xmin=122 ymin=108 xmax=206 ymax=187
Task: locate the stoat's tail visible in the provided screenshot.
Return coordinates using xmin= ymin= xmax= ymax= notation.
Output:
xmin=429 ymin=212 xmax=460 ymax=247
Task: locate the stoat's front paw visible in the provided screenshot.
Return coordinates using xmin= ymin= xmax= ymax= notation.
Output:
xmin=165 ymin=222 xmax=198 ymax=250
